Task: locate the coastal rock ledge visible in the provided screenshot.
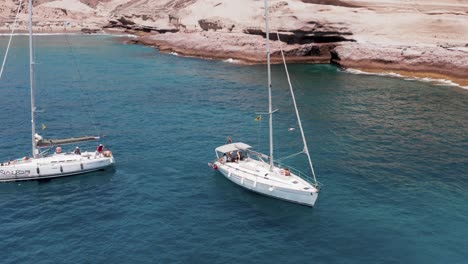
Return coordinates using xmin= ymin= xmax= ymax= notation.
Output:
xmin=1 ymin=0 xmax=467 ymax=86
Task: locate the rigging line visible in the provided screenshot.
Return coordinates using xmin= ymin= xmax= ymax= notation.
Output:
xmin=0 ymin=0 xmax=24 ymax=79
xmin=63 ymin=33 xmax=100 ymax=136
xmin=276 ymin=151 xmax=304 ymax=162
xmin=276 ymin=31 xmax=318 ymax=185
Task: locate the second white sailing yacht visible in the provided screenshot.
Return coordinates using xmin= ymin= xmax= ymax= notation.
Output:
xmin=211 ymin=0 xmax=321 ymax=207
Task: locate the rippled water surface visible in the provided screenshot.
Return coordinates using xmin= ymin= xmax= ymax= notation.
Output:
xmin=0 ymin=36 xmax=467 ymax=263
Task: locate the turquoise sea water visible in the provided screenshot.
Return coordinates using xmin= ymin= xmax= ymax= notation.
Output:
xmin=0 ymin=35 xmax=467 ymax=263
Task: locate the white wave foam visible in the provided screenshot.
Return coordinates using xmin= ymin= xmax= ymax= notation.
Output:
xmin=345 ymin=68 xmax=403 ymax=78
xmin=170 ymin=52 xmax=179 ymax=56
xmin=107 ymin=33 xmax=137 ymax=38
xmin=344 ymin=68 xmax=467 ymax=90
xmin=223 ymin=58 xmax=241 ymax=64
xmin=402 ymin=76 xmax=466 ymax=89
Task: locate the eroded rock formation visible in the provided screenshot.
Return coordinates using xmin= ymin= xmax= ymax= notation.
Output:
xmin=1 ymin=0 xmax=466 ymax=85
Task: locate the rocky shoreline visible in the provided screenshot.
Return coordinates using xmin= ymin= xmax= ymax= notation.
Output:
xmin=1 ymin=26 xmax=466 ymax=88
xmin=128 ymin=31 xmax=334 ymax=64
xmin=120 ymin=29 xmax=468 ymax=87
xmin=1 ymin=0 xmax=467 ymax=87
xmin=333 ymin=44 xmax=468 ymax=87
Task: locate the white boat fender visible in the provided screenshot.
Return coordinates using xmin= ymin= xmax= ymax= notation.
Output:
xmin=241 ymin=177 xmax=244 ymax=184
xmin=269 ymin=186 xmax=274 ymax=192
xmin=207 ymin=163 xmax=218 ymax=170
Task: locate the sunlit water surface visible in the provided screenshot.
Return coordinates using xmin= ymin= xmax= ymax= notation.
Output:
xmin=0 ymin=36 xmax=466 ymax=263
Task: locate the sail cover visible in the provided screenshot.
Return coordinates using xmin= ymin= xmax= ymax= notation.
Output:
xmin=36 ymin=136 xmax=99 ymax=147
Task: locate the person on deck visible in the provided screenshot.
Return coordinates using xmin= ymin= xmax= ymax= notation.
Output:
xmin=97 ymin=144 xmax=103 ymax=153
xmin=55 ymin=146 xmax=62 ymax=154
xmin=94 ymin=144 xmax=104 ymax=158
xmin=74 ymin=146 xmax=81 ymax=155
xmin=236 ymin=150 xmax=243 ymax=162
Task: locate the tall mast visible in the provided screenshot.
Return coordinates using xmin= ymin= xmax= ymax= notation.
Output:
xmin=29 ymin=0 xmax=37 ymax=158
xmin=264 ymin=0 xmax=274 ymax=171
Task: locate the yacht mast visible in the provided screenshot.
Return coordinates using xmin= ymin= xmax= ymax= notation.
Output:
xmin=264 ymin=0 xmax=274 ymax=171
xmin=29 ymin=0 xmax=37 ymax=158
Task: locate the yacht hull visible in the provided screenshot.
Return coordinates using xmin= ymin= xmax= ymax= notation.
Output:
xmin=215 ymin=161 xmax=318 ymax=207
xmin=0 ymin=152 xmax=115 ymax=182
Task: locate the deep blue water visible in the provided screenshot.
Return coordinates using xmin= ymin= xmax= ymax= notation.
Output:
xmin=0 ymin=35 xmax=467 ymax=263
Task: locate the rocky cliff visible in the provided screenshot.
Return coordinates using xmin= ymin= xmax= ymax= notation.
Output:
xmin=1 ymin=0 xmax=467 ymax=86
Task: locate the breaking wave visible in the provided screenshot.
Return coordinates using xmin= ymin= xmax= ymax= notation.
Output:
xmin=223 ymin=58 xmax=242 ymax=64
xmin=344 ymin=68 xmax=467 ymax=90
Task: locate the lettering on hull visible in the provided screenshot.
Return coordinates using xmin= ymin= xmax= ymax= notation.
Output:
xmin=0 ymin=170 xmax=31 ymax=176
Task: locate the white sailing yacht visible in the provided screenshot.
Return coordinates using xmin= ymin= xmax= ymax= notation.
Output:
xmin=211 ymin=0 xmax=321 ymax=206
xmin=0 ymin=0 xmax=115 ymax=182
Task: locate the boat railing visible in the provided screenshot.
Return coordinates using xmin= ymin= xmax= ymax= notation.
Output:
xmin=0 ymin=157 xmax=33 ymax=165
xmin=244 ymin=153 xmax=318 ymax=185
xmin=274 ymin=161 xmax=322 ymax=189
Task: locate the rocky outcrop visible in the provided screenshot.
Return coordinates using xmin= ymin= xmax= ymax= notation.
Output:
xmin=81 ymin=27 xmax=100 ymax=34
xmin=0 ymin=0 xmax=466 ymax=86
xmin=132 ymin=31 xmax=335 ymax=64
xmin=243 ymin=28 xmax=354 ymax=45
xmin=198 ymin=17 xmax=235 ymax=32
xmin=333 ymin=43 xmax=468 ymax=85
xmin=79 ymin=0 xmax=111 ymax=8
xmin=105 ymin=16 xmax=179 ymax=33
xmin=116 ymin=16 xmax=136 ymax=26
xmin=300 ymin=0 xmax=359 ymax=7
